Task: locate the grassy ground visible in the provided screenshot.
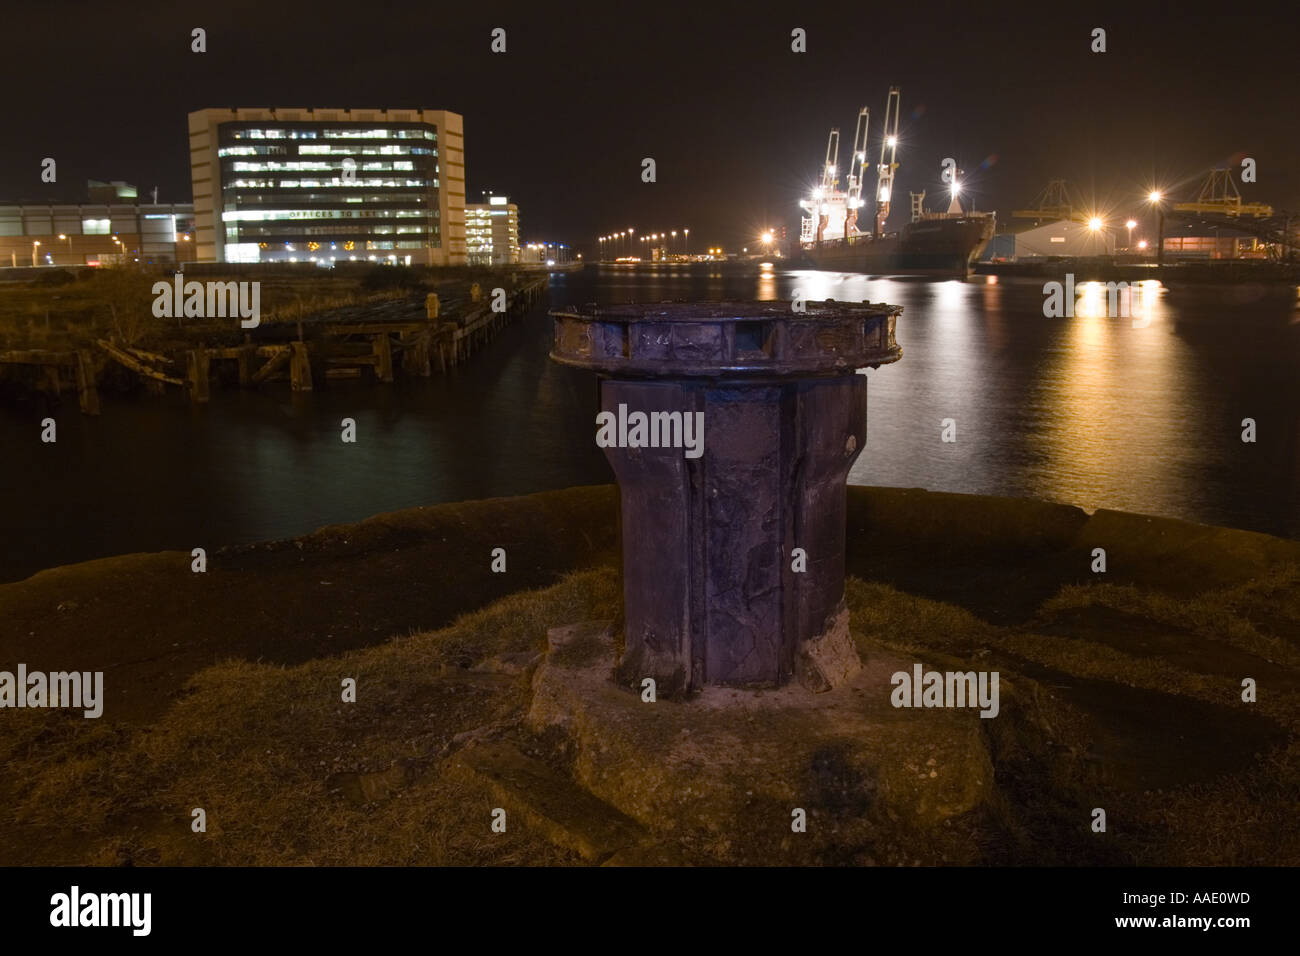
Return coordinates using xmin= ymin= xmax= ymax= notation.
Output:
xmin=1 ymin=571 xmax=620 ymax=866
xmin=1 ymin=485 xmax=1297 ymax=865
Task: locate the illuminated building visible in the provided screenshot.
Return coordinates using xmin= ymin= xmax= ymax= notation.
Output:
xmin=465 ymin=193 xmax=520 ymax=266
xmin=0 ymin=181 xmax=195 ymax=267
xmin=187 ymin=107 xmax=466 ymax=265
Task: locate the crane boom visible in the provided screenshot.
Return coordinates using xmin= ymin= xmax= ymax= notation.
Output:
xmin=845 ymin=107 xmax=870 ymax=234
xmin=821 ymin=127 xmax=841 ymax=191
xmin=874 ymin=86 xmax=901 ymax=236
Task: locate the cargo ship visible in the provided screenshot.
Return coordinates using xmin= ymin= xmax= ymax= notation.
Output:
xmin=799 ymin=87 xmax=995 ymax=276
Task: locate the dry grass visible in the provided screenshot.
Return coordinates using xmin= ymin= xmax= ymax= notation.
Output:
xmin=4 ymin=556 xmax=1297 ymax=866
xmin=2 ymin=568 xmax=620 ymax=866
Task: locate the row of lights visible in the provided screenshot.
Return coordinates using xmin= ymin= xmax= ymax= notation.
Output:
xmin=27 ymin=230 xmax=195 ymax=266
xmin=597 ymin=227 xmax=691 ymax=258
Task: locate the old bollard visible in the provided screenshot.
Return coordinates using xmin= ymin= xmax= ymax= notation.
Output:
xmin=470 ymin=282 xmax=482 ymax=303
xmin=551 ymin=300 xmax=902 ymax=694
xmin=425 ymin=293 xmax=440 ymax=319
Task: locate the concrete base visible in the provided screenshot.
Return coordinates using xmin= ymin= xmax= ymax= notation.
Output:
xmin=794 ymin=602 xmax=861 ymax=691
xmin=528 ymin=620 xmax=995 ymax=865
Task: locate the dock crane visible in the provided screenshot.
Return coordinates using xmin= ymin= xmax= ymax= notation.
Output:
xmin=1174 ymin=168 xmax=1273 ymax=218
xmin=874 ymin=87 xmax=901 ymax=236
xmin=844 ymin=107 xmax=870 ymax=235
xmin=815 ymin=127 xmax=841 ymax=242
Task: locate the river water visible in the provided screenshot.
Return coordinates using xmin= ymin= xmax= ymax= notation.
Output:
xmin=2 ymin=264 xmax=1297 ymax=582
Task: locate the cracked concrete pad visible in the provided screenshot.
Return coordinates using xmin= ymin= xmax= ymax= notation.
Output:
xmin=529 ymin=621 xmax=994 ymax=864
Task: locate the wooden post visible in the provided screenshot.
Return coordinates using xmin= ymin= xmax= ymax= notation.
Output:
xmin=187 ymin=349 xmax=210 ymax=403
xmin=75 ymin=350 xmax=100 ymax=415
xmin=290 ymin=341 xmax=313 ymax=391
xmin=373 ymin=333 xmax=393 ymax=383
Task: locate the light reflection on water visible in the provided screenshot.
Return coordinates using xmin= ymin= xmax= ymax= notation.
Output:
xmin=0 ymin=263 xmax=1296 ymax=581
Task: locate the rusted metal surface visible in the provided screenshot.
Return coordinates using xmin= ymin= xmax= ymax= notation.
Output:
xmin=551 ymin=300 xmax=903 ymax=693
xmin=550 ymin=299 xmax=901 ymax=378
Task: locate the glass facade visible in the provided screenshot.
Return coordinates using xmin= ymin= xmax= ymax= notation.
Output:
xmin=217 ymin=121 xmax=442 ymax=263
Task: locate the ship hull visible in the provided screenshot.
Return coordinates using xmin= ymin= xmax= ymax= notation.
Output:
xmin=802 ymin=215 xmax=995 ymax=276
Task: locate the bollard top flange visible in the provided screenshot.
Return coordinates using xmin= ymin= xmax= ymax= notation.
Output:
xmin=549 ymin=299 xmax=902 ymax=378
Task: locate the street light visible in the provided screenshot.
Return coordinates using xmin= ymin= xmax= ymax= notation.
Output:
xmin=58 ymin=233 xmax=73 ymax=260
xmin=1125 ymin=219 xmax=1137 ymax=250
xmin=1146 ymin=190 xmax=1166 ymax=266
xmin=31 ymin=240 xmax=40 ymax=266
xmin=684 ymin=228 xmax=689 ymax=256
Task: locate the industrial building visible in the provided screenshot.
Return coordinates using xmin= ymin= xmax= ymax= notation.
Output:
xmin=0 ymin=181 xmax=196 ymax=267
xmin=983 ymin=219 xmax=1116 ymax=260
xmin=465 ymin=193 xmax=520 ymax=265
xmin=188 ymin=107 xmax=466 ymax=266
xmin=1160 ymin=222 xmax=1270 ymax=260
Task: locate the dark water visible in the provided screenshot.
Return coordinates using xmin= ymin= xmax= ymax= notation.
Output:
xmin=2 ymin=264 xmax=1297 ymax=582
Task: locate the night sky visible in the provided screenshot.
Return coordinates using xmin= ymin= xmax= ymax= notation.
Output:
xmin=2 ymin=0 xmax=1295 ymax=253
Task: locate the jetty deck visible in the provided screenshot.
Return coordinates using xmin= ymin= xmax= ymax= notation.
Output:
xmin=0 ymin=276 xmax=548 ymax=413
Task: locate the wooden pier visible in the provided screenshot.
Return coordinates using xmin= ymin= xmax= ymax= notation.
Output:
xmin=0 ymin=276 xmax=547 ymax=412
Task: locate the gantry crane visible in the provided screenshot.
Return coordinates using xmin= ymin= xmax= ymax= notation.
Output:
xmin=815 ymin=127 xmax=841 ymax=242
xmin=1174 ymin=168 xmax=1273 ymax=218
xmin=874 ymin=87 xmax=901 ymax=236
xmin=844 ymin=107 xmax=870 ymax=235
xmin=1013 ymin=179 xmax=1082 ymax=223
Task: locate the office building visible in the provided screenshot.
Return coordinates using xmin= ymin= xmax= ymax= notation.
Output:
xmin=465 ymin=193 xmax=520 ymax=266
xmin=188 ymin=107 xmax=466 ymax=266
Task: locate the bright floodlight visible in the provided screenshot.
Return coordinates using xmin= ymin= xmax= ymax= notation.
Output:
xmin=1138 ymin=240 xmax=1149 ymax=249
xmin=762 ymin=230 xmax=774 ymax=243
xmin=1125 ymin=219 xmax=1137 ymax=229
xmin=887 ymin=136 xmax=897 ymax=147
xmin=1148 ymin=191 xmax=1162 ymax=203
xmin=950 ymin=182 xmax=960 ymax=196
xmin=1088 ymin=217 xmax=1103 ymax=231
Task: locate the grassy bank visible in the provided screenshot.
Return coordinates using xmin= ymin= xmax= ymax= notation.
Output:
xmin=1 ymin=485 xmax=1297 ymax=865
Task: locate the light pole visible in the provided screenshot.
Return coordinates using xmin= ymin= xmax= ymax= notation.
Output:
xmin=684 ymin=228 xmax=689 ymax=257
xmin=1147 ymin=191 xmax=1165 ymax=267
xmin=31 ymin=240 xmax=40 ymax=266
xmin=58 ymin=233 xmax=73 ymax=262
xmin=1125 ymin=219 xmax=1136 ymax=252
